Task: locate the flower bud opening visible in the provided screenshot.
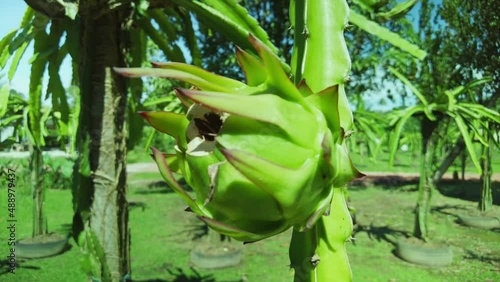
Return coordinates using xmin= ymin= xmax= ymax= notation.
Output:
xmin=186 ymin=104 xmax=227 ymax=156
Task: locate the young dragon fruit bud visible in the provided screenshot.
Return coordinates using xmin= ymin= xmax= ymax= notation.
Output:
xmin=115 ymin=35 xmax=361 ymax=243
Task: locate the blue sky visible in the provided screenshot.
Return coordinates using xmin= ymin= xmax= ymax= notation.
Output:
xmin=0 ymin=0 xmax=72 ymax=97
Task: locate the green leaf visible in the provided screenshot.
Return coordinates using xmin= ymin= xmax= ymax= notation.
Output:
xmin=65 ymin=18 xmax=80 ymax=61
xmin=135 ymin=17 xmax=184 ymax=62
xmin=127 ymin=28 xmax=147 ymax=150
xmin=143 ymin=95 xmax=177 ymax=107
xmin=465 ymin=119 xmax=488 ymax=147
xmin=351 ymin=0 xmax=377 ymax=12
xmin=40 ymin=107 xmax=51 ymax=137
xmin=47 ymin=53 xmax=70 ymax=123
xmin=450 ymin=113 xmax=482 ymax=174
xmin=8 ymin=40 xmax=30 ymax=81
xmin=0 ymin=114 xmax=23 ymax=126
xmin=376 ymin=0 xmax=418 ymax=21
xmin=150 ymin=147 xmax=202 ymax=214
xmin=28 ymin=45 xmax=58 ymax=64
xmin=350 ymin=10 xmax=427 ymax=60
xmin=20 ymin=7 xmax=35 ymax=27
xmin=139 ymin=111 xmax=188 ymax=141
xmin=173 ymin=0 xmax=274 ymax=51
xmin=0 ymin=30 xmax=19 ymax=69
xmin=44 ymin=21 xmax=69 ymax=141
xmin=388 ymin=105 xmax=424 ymax=167
xmin=144 ymin=129 xmax=156 ymax=150
xmin=114 ymin=66 xmax=244 ymax=92
xmin=460 ymin=104 xmax=500 ymax=123
xmin=170 ymin=0 xmax=290 ymax=73
xmin=148 ymin=9 xmax=179 ymax=42
xmin=28 ymin=14 xmax=50 ymax=147
xmin=446 ymin=77 xmax=492 ymax=98
xmin=9 ymin=26 xmax=33 ymax=55
xmin=246 ymin=35 xmax=306 ymax=105
xmin=152 ymin=62 xmax=247 ymax=90
xmin=236 ymin=46 xmax=267 ymax=86
xmin=388 ymin=66 xmax=428 ymax=105
xmin=354 ymin=112 xmax=384 ymax=150
xmin=463 ymin=76 xmax=492 ymax=89
xmin=0 ymin=83 xmax=10 ymax=118
xmin=178 ymin=8 xmax=202 ymax=67
xmin=0 ymin=7 xmax=34 ymax=70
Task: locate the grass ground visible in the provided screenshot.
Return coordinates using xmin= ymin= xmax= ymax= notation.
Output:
xmin=0 ymin=171 xmax=498 ymax=282
xmin=349 ymin=147 xmax=500 ymax=174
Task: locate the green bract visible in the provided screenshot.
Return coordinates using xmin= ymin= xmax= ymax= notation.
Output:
xmin=115 ymin=35 xmax=361 ymax=242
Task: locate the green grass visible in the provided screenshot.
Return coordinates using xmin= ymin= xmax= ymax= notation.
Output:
xmin=0 ymin=172 xmax=498 ymax=281
xmin=350 ymin=146 xmax=500 ymax=174
xmin=127 ymin=149 xmax=155 ymax=164
xmin=347 ymin=183 xmax=499 ymax=282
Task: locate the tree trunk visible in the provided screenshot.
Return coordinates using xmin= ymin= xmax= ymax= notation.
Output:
xmin=30 ymin=146 xmax=45 ymax=236
xmin=414 ymin=118 xmax=437 ymax=241
xmin=479 ymin=125 xmax=493 ymax=212
xmin=73 ymin=2 xmax=131 ymax=281
xmin=432 ymin=137 xmax=464 ymax=184
xmin=460 ymin=149 xmax=466 ymax=180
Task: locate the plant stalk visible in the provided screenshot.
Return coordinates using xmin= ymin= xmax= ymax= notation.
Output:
xmin=479 ymin=124 xmax=493 ymax=212
xmin=31 ymin=145 xmax=45 ymax=237
xmin=414 ymin=118 xmax=437 ymax=241
xmin=289 ymin=187 xmax=353 ymax=281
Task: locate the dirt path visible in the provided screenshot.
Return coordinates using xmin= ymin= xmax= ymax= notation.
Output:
xmin=127 ymin=162 xmax=500 ymax=181
xmin=127 ymin=162 xmax=159 ymax=173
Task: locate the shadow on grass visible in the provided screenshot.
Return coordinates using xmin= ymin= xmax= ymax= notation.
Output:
xmin=180 ymin=223 xmax=208 ymax=241
xmin=0 ymin=259 xmax=40 ymax=275
xmin=350 ymin=176 xmax=418 ymax=191
xmin=58 ymin=223 xmax=74 ymax=235
xmin=463 ymin=250 xmax=500 ymax=266
xmin=132 ymin=181 xmax=173 ymax=195
xmin=353 ymin=223 xmax=411 ymax=245
xmin=135 ymin=266 xmax=217 ymax=282
xmin=430 ymin=204 xmax=469 ymax=219
xmin=437 ymin=179 xmax=500 ymax=205
xmin=134 ymin=179 xmax=193 ymax=195
xmin=350 ymin=175 xmax=500 ymax=204
xmin=130 ymin=201 xmax=148 ymax=211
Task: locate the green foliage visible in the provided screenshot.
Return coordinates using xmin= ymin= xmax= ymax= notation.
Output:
xmin=42 ymin=156 xmax=74 ymax=189
xmin=197 ymin=0 xmax=293 ymax=80
xmin=0 ymin=7 xmax=35 ymax=70
xmin=0 ymin=88 xmax=28 ymax=150
xmin=375 ymin=0 xmax=419 ymax=21
xmin=0 ymin=156 xmax=73 ymax=191
xmin=349 ymin=11 xmax=426 ymax=60
xmin=440 ymin=0 xmax=500 ymax=100
xmin=388 ymin=75 xmax=499 ymax=175
xmin=350 ymin=109 xmax=387 ymax=158
xmin=171 ymin=0 xmax=281 ymax=57
xmin=385 ymin=0 xmax=500 ymax=236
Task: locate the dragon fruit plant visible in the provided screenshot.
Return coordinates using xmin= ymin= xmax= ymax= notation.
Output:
xmin=116 ymin=0 xmax=361 ymax=280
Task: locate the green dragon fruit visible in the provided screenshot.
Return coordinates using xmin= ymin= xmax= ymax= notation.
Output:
xmin=115 ymin=35 xmax=361 ymax=242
